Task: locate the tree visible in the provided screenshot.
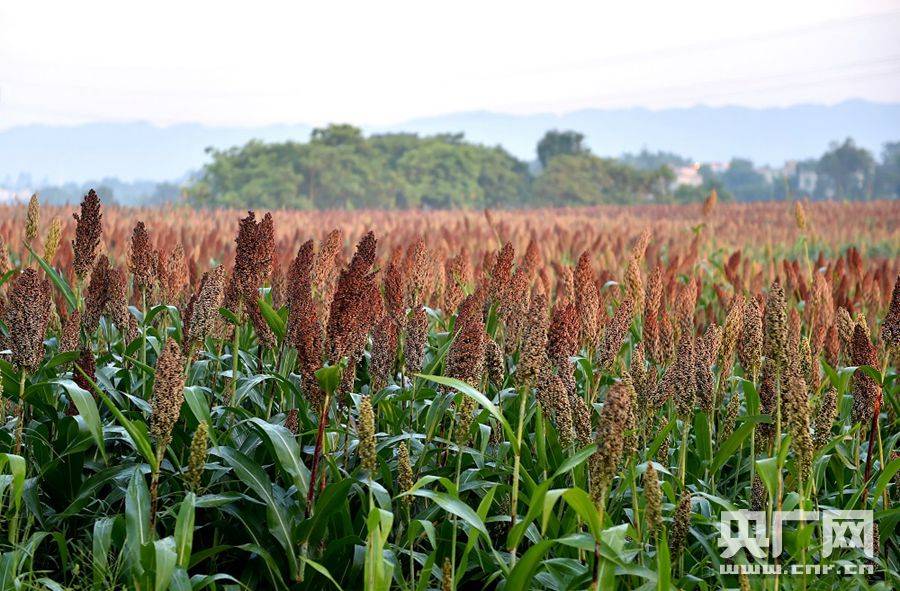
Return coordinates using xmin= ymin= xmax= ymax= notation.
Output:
xmin=536 ymin=130 xmax=588 ymax=168
xmin=719 ymin=158 xmax=772 ymax=201
xmin=874 ymin=141 xmax=900 ymax=199
xmin=816 ymin=138 xmax=875 ymax=199
xmin=621 ymin=149 xmax=691 ymax=170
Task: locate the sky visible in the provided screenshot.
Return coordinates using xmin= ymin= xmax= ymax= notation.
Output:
xmin=1 ymin=0 xmax=899 ymax=130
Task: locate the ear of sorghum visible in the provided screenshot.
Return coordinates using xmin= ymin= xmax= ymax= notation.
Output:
xmin=629 ymin=342 xmax=650 ymax=409
xmin=643 ymin=266 xmax=663 ymax=342
xmin=824 ymin=323 xmax=840 ymax=368
xmin=82 ymin=255 xmax=111 ymax=335
xmin=185 ymin=421 xmax=209 ymax=492
xmin=4 ymin=268 xmax=51 ymax=371
xmin=269 ymin=258 xmax=286 ymax=310
xmin=70 ymin=346 xmax=97 ymax=415
xmin=571 ymin=389 xmax=593 ymax=447
xmin=783 ymin=362 xmax=813 ymax=484
xmin=658 ymin=308 xmax=675 ymax=365
xmin=184 ymin=265 xmax=226 ymax=344
xmin=369 ymin=315 xmax=398 ymax=393
xmin=755 ymin=360 xmax=777 ymax=448
xmin=0 ymin=235 xmax=10 ymax=277
xmin=655 ymin=417 xmax=670 ymax=466
xmin=763 ymin=281 xmax=787 ymax=367
xmin=107 ymin=267 xmax=138 ymax=342
xmin=750 ymin=474 xmax=767 ymax=511
xmin=574 ymin=252 xmax=600 ymax=350
xmin=598 ymin=296 xmax=634 ymax=371
xmin=720 ymin=391 xmax=741 ymax=442
xmin=813 ymin=388 xmax=837 ymax=450
xmin=129 ymin=222 xmax=157 ymax=293
xmin=227 ymin=212 xmax=263 ymax=309
xmin=547 ymin=302 xmax=578 ymax=369
xmin=850 ymin=324 xmax=881 ymax=426
xmin=59 ymin=308 xmax=81 ymax=353
xmin=403 ymin=306 xmax=428 ymax=377
xmin=488 ymin=242 xmax=514 ymax=305
xmin=149 ymin=339 xmax=186 ymax=449
xmin=738 ymin=297 xmax=763 ymax=378
xmin=696 ymin=324 xmax=720 ymax=413
xmin=357 ymin=395 xmax=377 ymax=474
xmin=589 ymin=382 xmax=632 ymax=503
xmin=312 ymin=229 xmax=343 ymax=314
xmin=882 ymin=274 xmax=900 ymax=349
xmin=383 ymin=262 xmax=405 ymax=323
xmin=517 ymin=293 xmax=549 ymax=390
xmin=447 ymin=294 xmax=486 ymax=387
xmin=669 ymin=490 xmax=692 ymax=557
xmin=836 ymin=307 xmax=854 ymax=357
xmin=794 ymin=200 xmax=807 ymax=231
xmin=500 ymin=266 xmax=531 ymax=355
xmin=42 ymin=217 xmax=62 ymax=263
xmin=671 ymin=332 xmax=696 ymax=419
xmin=703 ymin=188 xmax=718 ymax=216
xmin=161 ymin=244 xmax=189 ymax=304
xmin=545 ymin=372 xmax=575 ymax=446
xmin=25 ymin=193 xmax=40 ymax=244
xmin=404 ymin=238 xmax=431 ymax=309
xmin=286 ymin=241 xmax=323 ymax=405
xmin=719 ymin=295 xmax=744 ymax=372
xmin=444 ymin=249 xmax=472 ymax=315
xmin=71 ymin=189 xmax=103 ymax=280
xmin=441 ymin=557 xmax=452 ymax=591
xmin=397 ymin=441 xmax=413 ymax=504
xmin=643 ymin=462 xmax=663 ymax=536
xmin=326 ymin=231 xmax=379 ymax=365
xmin=624 ymin=258 xmax=644 ymax=319
xmin=485 ymin=338 xmax=505 ymax=388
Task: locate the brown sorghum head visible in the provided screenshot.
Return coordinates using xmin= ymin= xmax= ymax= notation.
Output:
xmin=489 ymin=242 xmax=515 ymax=304
xmin=129 ymin=222 xmax=157 ymax=293
xmin=404 ymin=306 xmax=428 ymax=377
xmin=517 ymin=292 xmax=549 ymax=389
xmin=369 ymin=315 xmax=398 ymax=393
xmin=763 ymin=280 xmax=787 ymax=367
xmin=72 ymin=346 xmax=96 ymax=398
xmin=669 ymin=490 xmax=692 ymax=557
xmin=357 ymin=395 xmax=377 ymax=473
xmin=720 ymin=294 xmax=745 ymax=372
xmin=813 ymin=388 xmax=837 ymax=450
xmin=599 ymin=296 xmax=634 ymax=371
xmin=738 ymin=297 xmax=763 ymax=378
xmin=184 ymin=265 xmax=226 ymax=344
xmin=4 ymin=268 xmax=51 ymax=371
xmin=643 ymin=462 xmax=663 ymax=536
xmin=546 ymin=372 xmax=575 ymax=446
xmin=836 ymin=307 xmax=854 ymax=358
xmin=72 ymin=189 xmax=103 ymax=279
xmin=750 ymin=474 xmax=767 ymax=511
xmin=59 ymin=308 xmax=81 ymax=354
xmin=547 ymin=302 xmax=578 ymax=369
xmin=326 ymin=231 xmax=380 ymax=365
xmin=397 ymin=441 xmax=413 ymax=503
xmin=882 ymin=274 xmax=900 ymax=349
xmin=850 ymin=323 xmax=881 ymax=425
xmin=574 ymin=251 xmax=600 ymax=350
xmin=383 ymin=262 xmax=405 ymax=323
xmin=447 ymin=294 xmax=486 ymax=387
xmin=82 ymin=255 xmax=112 ymax=335
xmin=589 ymin=382 xmax=632 ymax=502
xmin=783 ymin=363 xmax=813 ymax=484
xmin=485 ymin=338 xmax=505 ymax=388
xmin=672 ymin=331 xmax=696 ymax=418
xmin=149 ymin=339 xmax=186 ymax=448
xmin=162 ymin=244 xmax=189 ymax=303
xmin=444 ymin=249 xmax=472 ymax=315
xmin=404 ymin=238 xmax=430 ymax=309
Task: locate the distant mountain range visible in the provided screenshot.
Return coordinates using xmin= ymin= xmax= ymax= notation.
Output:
xmin=2 ymin=100 xmax=899 ymax=185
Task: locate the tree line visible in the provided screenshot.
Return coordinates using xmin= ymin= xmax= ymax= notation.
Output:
xmin=181 ymin=126 xmax=899 ymax=209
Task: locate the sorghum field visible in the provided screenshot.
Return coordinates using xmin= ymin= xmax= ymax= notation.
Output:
xmin=0 ymin=194 xmax=898 ymax=591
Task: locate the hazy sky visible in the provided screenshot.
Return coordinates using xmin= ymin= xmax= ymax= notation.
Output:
xmin=2 ymin=0 xmax=899 ymax=130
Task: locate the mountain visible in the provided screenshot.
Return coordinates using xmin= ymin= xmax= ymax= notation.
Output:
xmin=2 ymin=100 xmax=899 ymax=185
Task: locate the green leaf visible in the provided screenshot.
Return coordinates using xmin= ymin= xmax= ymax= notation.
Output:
xmin=505 ymin=539 xmax=554 ymax=589
xmin=24 ymin=243 xmax=76 ymax=311
xmin=153 ymin=537 xmax=177 ymax=591
xmin=416 ymin=374 xmax=516 ymax=447
xmin=75 ymin=365 xmax=157 ymax=471
xmin=657 ymin=529 xmax=671 ymax=591
xmin=408 ymin=489 xmax=488 ymax=537
xmin=248 ymin=417 xmax=310 ymax=498
xmin=92 ymin=517 xmax=115 ymax=589
xmin=872 ymin=456 xmax=900 ymax=502
xmin=124 ymin=468 xmax=150 ymax=574
xmin=711 ymin=417 xmax=766 ymax=473
xmin=174 ymin=493 xmax=195 ymax=569
xmin=0 ymin=454 xmax=26 ymax=512
xmin=54 ymin=379 xmax=105 ymax=460
xmin=551 ymin=444 xmax=597 ymax=480
xmin=316 ymin=362 xmax=345 ymax=396
xmin=257 ymin=298 xmax=286 ymax=342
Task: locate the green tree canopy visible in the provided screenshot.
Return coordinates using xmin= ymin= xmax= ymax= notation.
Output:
xmin=536 ymin=130 xmax=588 ymax=168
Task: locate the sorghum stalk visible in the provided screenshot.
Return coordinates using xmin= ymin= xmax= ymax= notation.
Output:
xmin=508 ymin=383 xmax=528 ymax=567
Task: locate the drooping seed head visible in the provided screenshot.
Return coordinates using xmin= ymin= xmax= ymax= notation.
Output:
xmin=589 ymin=383 xmax=633 ymax=502
xmin=643 ymin=462 xmax=663 ymax=536
xmin=25 ymin=193 xmax=40 ymax=244
xmin=185 ymin=422 xmax=209 ymax=492
xmin=42 ymin=216 xmax=62 ymax=263
xmin=129 ymin=221 xmax=157 ymax=292
xmin=850 ymin=324 xmax=881 ymax=425
xmin=669 ymin=490 xmax=692 ymax=557
xmin=763 ymin=281 xmax=787 ymax=367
